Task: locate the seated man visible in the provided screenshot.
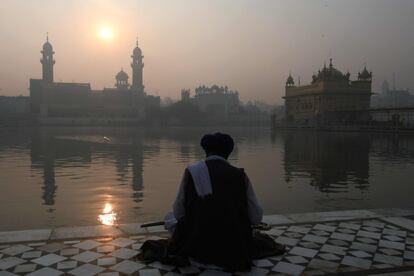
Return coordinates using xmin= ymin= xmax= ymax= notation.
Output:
xmin=166 ymin=132 xmax=272 ymax=271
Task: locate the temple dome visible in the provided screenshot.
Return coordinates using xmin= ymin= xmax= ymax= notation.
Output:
xmin=316 ymin=59 xmax=349 ymax=82
xmin=116 ymin=69 xmax=129 ymax=80
xmin=328 ymin=67 xmax=344 ymax=78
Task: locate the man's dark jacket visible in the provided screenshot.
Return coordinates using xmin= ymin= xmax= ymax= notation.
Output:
xmin=168 ymin=159 xmax=253 ymax=271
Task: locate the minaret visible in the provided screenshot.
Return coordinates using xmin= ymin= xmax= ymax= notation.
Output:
xmin=131 ymin=37 xmax=144 ymax=93
xmin=40 ymin=33 xmax=55 ymax=83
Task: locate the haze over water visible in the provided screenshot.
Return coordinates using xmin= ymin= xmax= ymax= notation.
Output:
xmin=1 ymin=127 xmax=414 ymax=231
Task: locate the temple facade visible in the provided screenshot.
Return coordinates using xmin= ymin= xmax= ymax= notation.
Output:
xmin=181 ymin=85 xmax=240 ymax=116
xmin=283 ymin=59 xmax=373 ymax=125
xmin=30 ymin=36 xmax=159 ymax=124
xmin=371 ymin=80 xmax=414 ymax=108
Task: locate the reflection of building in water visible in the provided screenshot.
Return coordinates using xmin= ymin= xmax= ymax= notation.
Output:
xmin=130 ymin=141 xmax=144 ymax=203
xmin=283 ymin=59 xmax=372 ymax=125
xmin=282 ymin=131 xmax=370 ymax=193
xmin=30 ymin=36 xmax=160 ymax=124
xmin=112 ymin=140 xmax=145 ymax=203
xmin=30 ymin=132 xmax=92 ymax=206
xmin=370 ymin=134 xmax=414 ymax=159
xmin=114 ymin=145 xmax=130 ymax=184
xmin=30 ymin=131 xmax=147 ymax=206
xmin=41 ymin=157 xmax=56 ymax=206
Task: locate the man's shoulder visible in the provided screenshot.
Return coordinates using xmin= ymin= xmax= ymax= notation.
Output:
xmin=206 ymin=159 xmax=245 ymax=174
xmin=229 ymin=163 xmax=245 ymax=173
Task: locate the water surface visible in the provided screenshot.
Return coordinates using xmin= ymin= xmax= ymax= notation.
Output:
xmin=1 ymin=127 xmax=414 ymax=231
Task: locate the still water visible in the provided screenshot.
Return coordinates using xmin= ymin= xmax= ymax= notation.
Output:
xmin=1 ymin=127 xmax=414 ymax=231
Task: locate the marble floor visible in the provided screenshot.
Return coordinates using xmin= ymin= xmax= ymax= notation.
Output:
xmin=1 ymin=208 xmax=414 ymax=275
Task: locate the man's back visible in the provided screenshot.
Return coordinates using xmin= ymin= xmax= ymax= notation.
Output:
xmin=170 ymin=159 xmax=253 ymax=271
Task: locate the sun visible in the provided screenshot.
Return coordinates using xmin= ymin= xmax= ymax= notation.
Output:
xmin=99 ymin=26 xmax=114 ymax=41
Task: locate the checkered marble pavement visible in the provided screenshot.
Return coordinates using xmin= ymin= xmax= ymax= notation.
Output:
xmin=1 ymin=218 xmax=414 ymax=275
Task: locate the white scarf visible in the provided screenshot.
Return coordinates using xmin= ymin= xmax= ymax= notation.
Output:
xmin=187 ymin=155 xmax=227 ymax=197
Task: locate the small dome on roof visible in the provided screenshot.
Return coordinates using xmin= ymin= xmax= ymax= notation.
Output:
xmin=116 ymin=69 xmax=129 ymax=80
xmin=359 ymin=66 xmax=372 ymax=80
xmin=286 ymin=74 xmax=295 ymax=86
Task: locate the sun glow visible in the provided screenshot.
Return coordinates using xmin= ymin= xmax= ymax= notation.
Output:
xmin=99 ymin=26 xmax=114 ymax=41
xmin=98 ymin=203 xmax=118 ymax=226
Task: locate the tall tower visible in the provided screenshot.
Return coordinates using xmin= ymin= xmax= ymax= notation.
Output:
xmin=131 ymin=38 xmax=144 ymax=93
xmin=40 ymin=34 xmax=55 ymax=83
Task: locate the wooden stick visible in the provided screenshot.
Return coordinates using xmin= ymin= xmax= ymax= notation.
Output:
xmin=140 ymin=221 xmax=271 ymax=230
xmin=141 ymin=221 xmax=165 ymax=228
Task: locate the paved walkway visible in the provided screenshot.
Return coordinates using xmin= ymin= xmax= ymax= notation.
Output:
xmin=1 ymin=208 xmax=414 ymax=275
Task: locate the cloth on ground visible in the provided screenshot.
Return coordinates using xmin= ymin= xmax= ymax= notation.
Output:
xmin=138 ymin=231 xmax=285 ymax=270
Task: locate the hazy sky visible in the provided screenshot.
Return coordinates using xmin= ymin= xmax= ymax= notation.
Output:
xmin=0 ymin=0 xmax=413 ymax=104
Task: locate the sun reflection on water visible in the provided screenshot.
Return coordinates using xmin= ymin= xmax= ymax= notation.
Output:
xmin=98 ymin=203 xmax=118 ymax=226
